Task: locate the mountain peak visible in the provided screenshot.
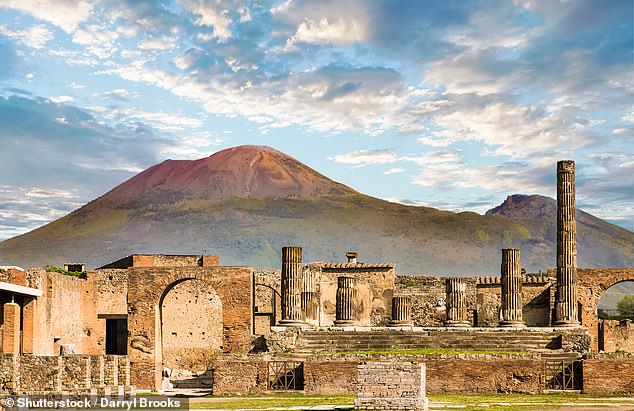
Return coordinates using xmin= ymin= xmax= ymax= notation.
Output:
xmin=96 ymin=145 xmax=356 ymax=208
xmin=486 ymin=194 xmax=556 ymax=219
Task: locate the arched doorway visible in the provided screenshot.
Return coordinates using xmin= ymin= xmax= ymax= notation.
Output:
xmin=597 ymin=280 xmax=634 ymax=352
xmin=159 ymin=279 xmax=223 ymax=386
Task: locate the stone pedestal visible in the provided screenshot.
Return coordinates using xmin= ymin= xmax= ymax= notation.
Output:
xmin=3 ymin=302 xmax=21 ymax=354
xmin=334 ymin=276 xmax=356 ymax=326
xmin=500 ymin=249 xmax=525 ymax=327
xmin=280 ymin=246 xmax=304 ymax=325
xmin=444 ymin=278 xmax=469 ymax=327
xmin=554 ymin=160 xmax=580 ymax=327
xmin=389 ymin=296 xmax=413 ymax=326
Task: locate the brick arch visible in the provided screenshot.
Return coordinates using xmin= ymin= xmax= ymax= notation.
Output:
xmin=126 ymin=266 xmax=253 ymax=390
xmin=577 ymin=268 xmax=634 ymax=351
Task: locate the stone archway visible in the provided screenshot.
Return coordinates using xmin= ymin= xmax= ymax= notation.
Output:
xmin=577 ymin=268 xmax=634 ymax=351
xmin=160 ymin=278 xmax=223 ymax=374
xmin=126 ymin=266 xmax=253 ymax=390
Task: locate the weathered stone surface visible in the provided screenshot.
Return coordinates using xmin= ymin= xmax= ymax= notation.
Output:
xmin=583 ymin=357 xmax=634 ymax=394
xmin=445 ymin=278 xmax=470 ymax=327
xmin=389 ymin=296 xmax=413 ymax=326
xmin=500 ymin=249 xmax=524 ymax=327
xmin=335 ymin=276 xmax=357 ymax=326
xmin=280 ymin=246 xmax=303 ymax=325
xmin=354 ymin=361 xmax=428 ymax=410
xmin=555 ymin=160 xmax=579 ymax=326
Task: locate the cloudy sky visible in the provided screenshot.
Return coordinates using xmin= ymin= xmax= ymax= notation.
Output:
xmin=0 ymin=0 xmax=632 ymax=240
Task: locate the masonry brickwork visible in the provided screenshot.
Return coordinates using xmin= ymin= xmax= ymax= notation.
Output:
xmin=0 ymin=354 xmax=130 ymax=394
xmin=355 ymin=361 xmax=428 ymax=410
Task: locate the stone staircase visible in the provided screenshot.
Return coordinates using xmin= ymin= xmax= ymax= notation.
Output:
xmin=296 ymin=328 xmax=568 ymax=353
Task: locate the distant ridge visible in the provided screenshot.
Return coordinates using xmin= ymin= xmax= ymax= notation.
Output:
xmin=0 ymin=145 xmax=632 ymax=274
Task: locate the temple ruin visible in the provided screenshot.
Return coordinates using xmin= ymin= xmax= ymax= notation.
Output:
xmin=0 ymin=160 xmax=632 ymax=398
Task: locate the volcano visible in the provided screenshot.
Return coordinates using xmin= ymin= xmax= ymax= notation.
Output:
xmin=1 ymin=145 xmax=633 ymax=274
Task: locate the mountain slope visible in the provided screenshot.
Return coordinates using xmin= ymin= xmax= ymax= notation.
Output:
xmin=1 ymin=146 xmax=633 ymax=274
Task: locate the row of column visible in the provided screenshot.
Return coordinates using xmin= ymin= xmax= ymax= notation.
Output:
xmin=281 ymin=246 xmax=527 ymax=327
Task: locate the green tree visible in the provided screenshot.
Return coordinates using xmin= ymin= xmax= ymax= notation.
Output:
xmin=616 ymin=295 xmax=634 ymax=318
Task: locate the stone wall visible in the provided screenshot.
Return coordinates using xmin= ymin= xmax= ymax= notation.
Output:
xmin=312 ymin=263 xmax=395 ymax=327
xmin=126 ymin=266 xmax=253 ymax=390
xmin=254 ymin=270 xmax=281 ymax=334
xmin=396 ymin=275 xmax=476 ymax=326
xmin=161 ymin=279 xmax=223 ymax=372
xmin=574 ymin=268 xmax=634 ymax=351
xmin=583 ymin=356 xmax=634 ymax=394
xmin=304 ymin=361 xmax=357 ymax=394
xmin=355 ymin=361 xmax=428 ymax=411
xmin=0 ymin=354 xmax=130 ymax=394
xmin=210 ymin=359 xmax=268 ymax=395
xmin=396 ymin=274 xmax=552 ymax=327
xmin=599 ymin=320 xmax=634 ymax=352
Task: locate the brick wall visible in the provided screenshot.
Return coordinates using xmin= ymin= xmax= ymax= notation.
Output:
xmin=211 ymin=360 xmax=268 ymax=395
xmin=355 ymin=361 xmax=428 ymax=410
xmin=304 ymin=361 xmax=357 ymax=394
xmin=583 ymin=357 xmax=634 ymax=394
xmin=599 ymin=320 xmax=634 ymax=352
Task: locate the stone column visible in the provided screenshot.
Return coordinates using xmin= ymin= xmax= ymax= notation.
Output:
xmin=334 ymin=276 xmax=356 ymax=326
xmin=389 ymin=296 xmax=413 ymax=326
xmin=280 ymin=246 xmax=304 ymax=325
xmin=500 ymin=249 xmax=525 ymax=327
xmin=555 ymin=160 xmax=580 ymax=326
xmin=301 ymin=267 xmax=318 ymax=324
xmin=3 ymin=302 xmax=21 ymax=354
xmin=444 ymin=278 xmax=469 ymax=327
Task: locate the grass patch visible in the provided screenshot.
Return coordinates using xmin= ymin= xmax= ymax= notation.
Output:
xmin=429 ymin=393 xmax=634 ymax=411
xmin=318 ymin=348 xmax=530 ymax=355
xmin=190 ymin=394 xmax=354 ymax=409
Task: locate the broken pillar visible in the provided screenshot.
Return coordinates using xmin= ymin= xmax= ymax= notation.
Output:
xmin=301 ymin=266 xmax=318 ymax=324
xmin=500 ymin=249 xmax=525 ymax=327
xmin=334 ymin=276 xmax=356 ymax=326
xmin=280 ymin=246 xmax=304 ymax=325
xmin=444 ymin=278 xmax=469 ymax=327
xmin=389 ymin=296 xmax=413 ymax=326
xmin=554 ymin=160 xmax=580 ymax=327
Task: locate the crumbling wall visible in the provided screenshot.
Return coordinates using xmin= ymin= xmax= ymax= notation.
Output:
xmin=314 ymin=264 xmax=394 ymax=326
xmin=0 ymin=354 xmax=130 ymax=394
xmin=600 ymin=320 xmax=634 ymax=352
xmin=396 ymin=275 xmax=477 ymax=326
xmin=161 ymin=279 xmax=223 ymax=371
xmin=254 ymin=270 xmax=280 ymax=335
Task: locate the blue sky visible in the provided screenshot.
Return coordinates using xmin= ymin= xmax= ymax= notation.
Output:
xmin=0 ymin=0 xmax=632 ymax=240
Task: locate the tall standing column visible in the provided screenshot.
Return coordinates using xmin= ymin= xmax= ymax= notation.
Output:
xmin=389 ymin=296 xmax=413 ymax=326
xmin=334 ymin=276 xmax=356 ymax=326
xmin=444 ymin=278 xmax=470 ymax=327
xmin=500 ymin=249 xmax=525 ymax=327
xmin=3 ymin=302 xmax=21 ymax=354
xmin=555 ymin=160 xmax=580 ymax=326
xmin=280 ymin=246 xmax=304 ymax=325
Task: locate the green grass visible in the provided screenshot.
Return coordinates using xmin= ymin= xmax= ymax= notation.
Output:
xmin=318 ymin=348 xmax=530 ymax=355
xmin=182 ymin=393 xmax=634 ymax=410
xmin=185 ymin=393 xmax=634 ymax=410
xmin=190 ymin=394 xmax=354 ymax=409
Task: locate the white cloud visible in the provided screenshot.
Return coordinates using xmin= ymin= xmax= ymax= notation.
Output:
xmin=137 ymin=37 xmax=175 ymax=50
xmin=331 ymin=149 xmax=398 ymax=166
xmin=49 ymin=96 xmax=74 ymax=103
xmin=384 ymin=168 xmax=404 ymax=175
xmin=0 ymin=0 xmax=95 ymax=33
xmin=0 ymin=24 xmax=53 ymax=49
xmin=72 ymin=24 xmax=119 ymax=58
xmin=182 ymin=0 xmax=232 ymax=41
xmin=25 ymin=188 xmax=77 ymax=199
xmin=289 ymin=17 xmax=367 ymax=45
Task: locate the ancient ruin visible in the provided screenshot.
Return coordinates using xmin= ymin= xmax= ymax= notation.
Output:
xmin=0 ymin=160 xmax=632 ymax=401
